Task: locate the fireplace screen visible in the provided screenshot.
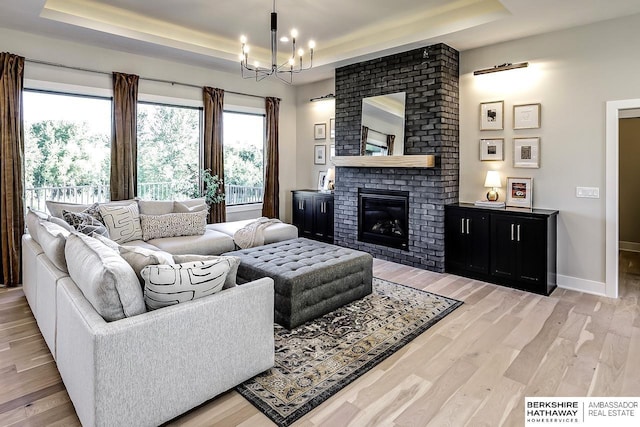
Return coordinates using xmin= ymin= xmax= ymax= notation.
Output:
xmin=358 ymin=189 xmax=409 ymax=250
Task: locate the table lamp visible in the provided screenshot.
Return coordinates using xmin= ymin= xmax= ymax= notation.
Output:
xmin=484 ymin=170 xmax=501 ymax=201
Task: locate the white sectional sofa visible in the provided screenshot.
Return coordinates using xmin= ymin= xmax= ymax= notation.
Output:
xmin=21 ymin=198 xmax=297 ymax=427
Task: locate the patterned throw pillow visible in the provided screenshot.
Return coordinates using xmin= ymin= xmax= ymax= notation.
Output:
xmin=141 ymin=259 xmax=230 ymax=310
xmin=172 ymin=254 xmax=240 ymax=289
xmin=139 ymin=210 xmax=207 ymax=241
xmin=62 ymin=209 xmax=109 ymax=237
xmin=99 ymin=203 xmax=143 ymax=244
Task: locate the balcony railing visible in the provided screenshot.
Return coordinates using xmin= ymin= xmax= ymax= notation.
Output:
xmin=24 ymin=183 xmax=264 ymax=213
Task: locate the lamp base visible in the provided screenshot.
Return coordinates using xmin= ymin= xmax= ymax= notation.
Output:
xmin=486 ymin=189 xmax=499 ymax=202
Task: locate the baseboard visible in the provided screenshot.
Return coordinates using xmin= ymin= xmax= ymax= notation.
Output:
xmin=557 ymin=274 xmax=606 ymax=297
xmin=620 ymin=241 xmax=640 ymax=253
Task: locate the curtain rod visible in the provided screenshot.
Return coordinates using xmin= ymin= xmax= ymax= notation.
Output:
xmin=25 ymin=58 xmax=270 ymax=101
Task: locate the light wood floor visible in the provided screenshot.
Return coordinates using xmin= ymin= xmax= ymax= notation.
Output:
xmin=1 ymin=253 xmax=639 ymax=427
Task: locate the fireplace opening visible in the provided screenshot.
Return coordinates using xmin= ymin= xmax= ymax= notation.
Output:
xmin=358 ymin=189 xmax=409 ymax=250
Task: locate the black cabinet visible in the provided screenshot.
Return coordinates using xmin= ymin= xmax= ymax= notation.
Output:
xmin=292 ymin=190 xmax=334 ymax=243
xmin=445 ymin=208 xmax=489 ymax=275
xmin=445 ymin=203 xmax=558 ymax=296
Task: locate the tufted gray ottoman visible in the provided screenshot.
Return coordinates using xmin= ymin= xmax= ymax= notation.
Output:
xmin=224 ymin=238 xmax=373 ymax=329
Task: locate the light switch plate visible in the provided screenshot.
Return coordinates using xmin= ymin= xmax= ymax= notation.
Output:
xmin=576 ymin=187 xmax=600 ymax=198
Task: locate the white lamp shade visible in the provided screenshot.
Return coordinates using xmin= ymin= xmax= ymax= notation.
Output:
xmin=326 ymin=168 xmax=335 ymax=181
xmin=484 ymin=171 xmax=502 ymax=188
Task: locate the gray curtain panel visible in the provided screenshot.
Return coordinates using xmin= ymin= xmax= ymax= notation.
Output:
xmin=262 ymin=97 xmax=280 ymax=219
xmin=111 ymin=72 xmax=139 ymax=201
xmin=203 ymin=86 xmax=226 ymax=223
xmin=0 ymin=52 xmax=25 ymax=286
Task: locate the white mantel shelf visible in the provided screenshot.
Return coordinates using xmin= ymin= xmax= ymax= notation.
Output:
xmin=332 ymin=155 xmax=435 ymax=168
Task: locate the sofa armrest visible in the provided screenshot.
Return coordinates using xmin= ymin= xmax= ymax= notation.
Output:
xmin=56 ymin=277 xmax=274 ymax=427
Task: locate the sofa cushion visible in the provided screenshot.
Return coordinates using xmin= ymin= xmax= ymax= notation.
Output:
xmin=139 ymin=210 xmax=207 ymax=241
xmin=91 ymin=232 xmax=120 ymax=251
xmin=172 ymin=254 xmax=240 ymax=289
xmin=26 ymin=207 xmax=49 ymax=244
xmin=49 ymin=216 xmax=73 ymax=232
xmin=65 ymin=233 xmax=145 ymax=321
xmin=119 ymin=245 xmax=174 ymax=285
xmin=37 ymin=221 xmax=70 ymax=272
xmin=99 ymin=202 xmax=143 ymax=244
xmin=141 ymin=260 xmax=231 ymax=310
xmin=138 ymin=199 xmax=174 ymax=215
xmin=173 ymin=201 xmax=208 ymax=213
xmin=62 ymin=209 xmax=109 ymax=237
xmin=147 ymin=229 xmax=235 ymax=255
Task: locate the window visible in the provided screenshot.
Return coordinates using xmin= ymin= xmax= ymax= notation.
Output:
xmin=23 ymin=90 xmax=112 ymax=211
xmin=223 ymin=111 xmax=265 ymax=205
xmin=137 ymin=102 xmax=201 ymax=200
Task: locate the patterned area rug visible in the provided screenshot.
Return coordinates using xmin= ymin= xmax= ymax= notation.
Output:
xmin=236 ymin=277 xmax=463 ymax=426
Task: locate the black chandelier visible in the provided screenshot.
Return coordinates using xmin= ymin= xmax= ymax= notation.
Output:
xmin=240 ymin=0 xmax=315 ymax=84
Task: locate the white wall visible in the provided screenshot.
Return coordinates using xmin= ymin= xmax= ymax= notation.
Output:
xmin=295 ymin=79 xmax=335 ymax=190
xmin=0 ymin=26 xmax=297 ymax=222
xmin=460 ymin=13 xmax=640 ymax=293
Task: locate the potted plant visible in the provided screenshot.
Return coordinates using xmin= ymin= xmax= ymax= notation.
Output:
xmin=201 ymin=168 xmax=225 ymax=207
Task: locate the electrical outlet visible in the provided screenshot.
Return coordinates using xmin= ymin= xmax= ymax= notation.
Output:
xmin=576 ymin=187 xmax=599 ymax=198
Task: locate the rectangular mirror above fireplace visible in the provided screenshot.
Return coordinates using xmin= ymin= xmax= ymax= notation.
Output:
xmin=360 ymin=92 xmax=406 ymax=156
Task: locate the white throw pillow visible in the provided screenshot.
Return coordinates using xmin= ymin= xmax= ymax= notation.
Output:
xmin=65 ymin=233 xmax=145 ymax=321
xmin=139 ymin=210 xmax=207 ymax=241
xmin=26 ymin=207 xmax=49 ymax=244
xmin=99 ymin=202 xmax=143 ymax=244
xmin=141 ymin=260 xmax=230 ymax=310
xmin=172 ymin=254 xmax=240 ymax=289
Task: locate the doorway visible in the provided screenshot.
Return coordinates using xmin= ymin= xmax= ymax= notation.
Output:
xmin=605 ymin=99 xmax=640 ymax=298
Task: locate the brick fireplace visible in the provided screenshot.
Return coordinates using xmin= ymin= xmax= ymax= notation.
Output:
xmin=333 ymin=43 xmax=459 ymax=272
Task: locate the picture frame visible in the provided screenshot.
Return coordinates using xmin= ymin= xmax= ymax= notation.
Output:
xmin=317 ymin=170 xmax=328 ymax=190
xmin=506 ymin=177 xmax=533 ymax=208
xmin=314 ymin=123 xmax=326 ymax=140
xmin=513 ymin=103 xmax=541 ymax=129
xmin=479 ymin=138 xmax=504 ymax=161
xmin=314 ymin=144 xmax=326 ymax=165
xmin=480 ymin=100 xmax=504 ymax=130
xmin=330 ymin=144 xmax=335 ymax=158
xmin=330 ymin=118 xmax=335 ymax=139
xmin=513 ymin=137 xmax=540 ymax=168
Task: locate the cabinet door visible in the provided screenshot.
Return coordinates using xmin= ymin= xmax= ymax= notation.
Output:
xmin=465 ymin=211 xmax=489 ymax=274
xmin=445 ymin=208 xmax=489 ymax=274
xmin=490 ymin=214 xmax=518 ymax=280
xmin=292 ymin=194 xmax=313 ymax=237
xmin=313 ymin=195 xmax=334 ymax=241
xmin=515 ymin=218 xmax=547 ymax=287
xmin=445 ymin=208 xmax=468 ymax=271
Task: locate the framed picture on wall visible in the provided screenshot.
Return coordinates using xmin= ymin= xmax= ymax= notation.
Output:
xmin=479 ymin=138 xmax=504 ymax=161
xmin=513 ymin=103 xmax=541 ymax=129
xmin=506 ymin=177 xmax=533 ymax=208
xmin=314 ymin=123 xmax=327 ymax=140
xmin=317 ymin=170 xmax=328 ymax=190
xmin=480 ymin=100 xmax=504 ymax=130
xmin=314 ymin=144 xmax=326 ymax=165
xmin=330 ymin=144 xmax=335 ymax=158
xmin=330 ymin=118 xmax=335 ymax=139
xmin=513 ymin=137 xmax=540 ymax=168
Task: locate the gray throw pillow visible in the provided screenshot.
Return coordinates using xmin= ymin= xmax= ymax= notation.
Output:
xmin=118 ymin=245 xmax=174 ymax=286
xmin=62 ymin=209 xmax=109 ymax=237
xmin=65 ymin=233 xmax=146 ymax=321
xmin=172 ymin=254 xmax=240 ymax=289
xmin=141 ymin=259 xmax=230 ymax=310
